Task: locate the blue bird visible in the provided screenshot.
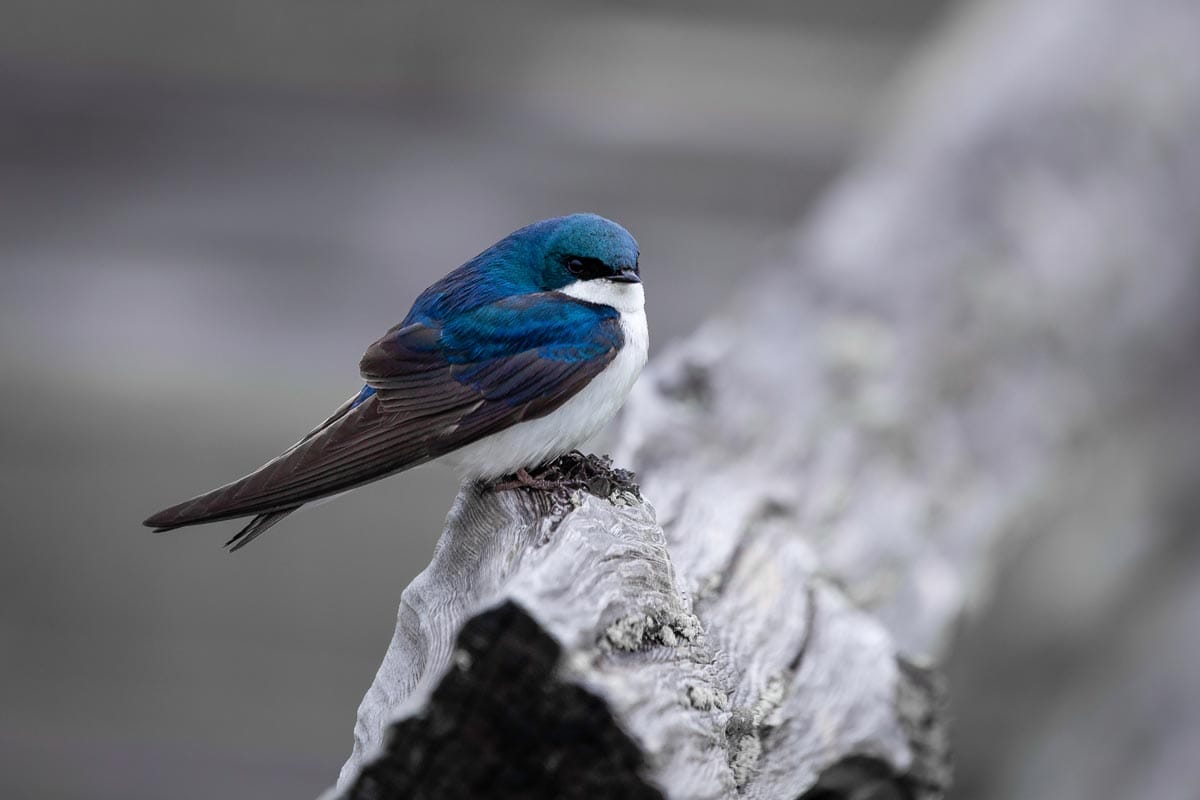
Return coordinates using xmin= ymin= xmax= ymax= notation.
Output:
xmin=144 ymin=213 xmax=647 ymax=551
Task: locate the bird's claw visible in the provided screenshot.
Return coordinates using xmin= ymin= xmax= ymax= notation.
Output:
xmin=493 ymin=466 xmax=584 ymax=493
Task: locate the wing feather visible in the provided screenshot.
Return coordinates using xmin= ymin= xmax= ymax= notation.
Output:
xmin=143 ymin=293 xmax=622 ymax=535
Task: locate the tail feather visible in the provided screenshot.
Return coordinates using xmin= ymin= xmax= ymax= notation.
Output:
xmin=224 ymin=508 xmax=300 ymax=552
xmin=142 ymin=474 xmax=273 ymax=532
xmin=141 ymin=389 xmax=365 ymax=542
xmin=143 ymin=477 xmax=303 ymax=551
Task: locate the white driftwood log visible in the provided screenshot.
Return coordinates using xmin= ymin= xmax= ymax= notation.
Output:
xmin=330 ymin=0 xmax=1200 ymax=796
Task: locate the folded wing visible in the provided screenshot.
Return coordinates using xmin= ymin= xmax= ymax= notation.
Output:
xmin=143 ymin=293 xmax=622 ymax=548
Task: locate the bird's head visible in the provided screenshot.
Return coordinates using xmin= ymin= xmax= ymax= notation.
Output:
xmin=412 ymin=214 xmax=642 ymax=322
xmin=512 ymin=213 xmax=640 ymax=293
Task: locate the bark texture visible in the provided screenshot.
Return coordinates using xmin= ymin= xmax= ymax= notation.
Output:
xmin=331 ymin=0 xmax=1200 ymax=796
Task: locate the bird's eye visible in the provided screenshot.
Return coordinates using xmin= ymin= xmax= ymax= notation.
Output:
xmin=567 ymin=258 xmax=585 ymax=276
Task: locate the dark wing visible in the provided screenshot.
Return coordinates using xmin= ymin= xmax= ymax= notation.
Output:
xmin=143 ymin=294 xmax=622 ymax=548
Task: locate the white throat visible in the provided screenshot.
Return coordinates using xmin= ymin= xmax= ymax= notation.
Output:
xmin=557 ymin=278 xmax=645 ymax=316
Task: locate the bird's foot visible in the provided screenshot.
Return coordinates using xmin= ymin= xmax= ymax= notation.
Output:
xmin=489 ymin=452 xmax=641 ymax=501
xmin=493 ymin=466 xmax=584 ymax=493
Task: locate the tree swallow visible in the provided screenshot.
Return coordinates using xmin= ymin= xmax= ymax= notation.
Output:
xmin=144 ymin=213 xmax=647 ymax=550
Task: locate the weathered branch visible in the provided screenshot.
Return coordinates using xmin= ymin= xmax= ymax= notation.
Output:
xmin=328 ymin=0 xmax=1200 ymax=796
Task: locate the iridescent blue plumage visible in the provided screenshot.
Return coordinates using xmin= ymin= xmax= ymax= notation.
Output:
xmin=361 ymin=293 xmax=623 ymax=413
xmin=349 ymin=385 xmax=376 ymax=409
xmin=437 ymin=296 xmax=620 ymax=364
xmin=405 ymin=213 xmax=639 ymax=323
xmin=144 ymin=213 xmax=644 ymax=550
xmin=349 ymin=215 xmax=631 ymax=415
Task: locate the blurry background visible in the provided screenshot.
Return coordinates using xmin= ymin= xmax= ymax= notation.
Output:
xmin=0 ymin=3 xmax=948 ymax=797
xmin=5 ymin=2 xmax=1193 ymax=800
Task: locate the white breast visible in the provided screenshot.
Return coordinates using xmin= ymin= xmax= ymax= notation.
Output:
xmin=445 ymin=280 xmax=648 ymax=479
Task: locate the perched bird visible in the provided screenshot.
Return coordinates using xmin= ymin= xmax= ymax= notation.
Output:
xmin=144 ymin=213 xmax=647 ymax=550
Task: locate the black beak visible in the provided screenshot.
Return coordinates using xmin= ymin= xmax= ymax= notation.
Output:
xmin=609 ymin=268 xmax=641 ymax=284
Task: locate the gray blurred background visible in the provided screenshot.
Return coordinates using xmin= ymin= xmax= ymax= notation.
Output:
xmin=6 ymin=2 xmax=1192 ymax=799
xmin=0 ymin=3 xmax=947 ymax=797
